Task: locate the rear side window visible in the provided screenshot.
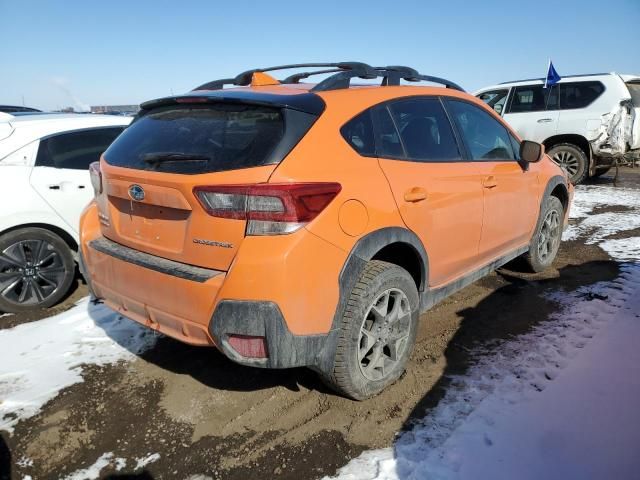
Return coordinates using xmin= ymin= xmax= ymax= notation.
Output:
xmin=508 ymin=85 xmax=551 ymax=113
xmin=36 ymin=127 xmax=124 ymax=170
xmin=447 ymin=100 xmax=515 ymax=161
xmin=341 ymin=110 xmax=375 ymax=156
xmin=627 ymin=83 xmax=640 ymax=107
xmin=374 ymin=106 xmax=404 ymax=157
xmin=559 ymin=81 xmax=605 ymax=109
xmin=103 ymin=104 xmax=284 ymax=174
xmin=386 ymin=98 xmax=461 ymax=161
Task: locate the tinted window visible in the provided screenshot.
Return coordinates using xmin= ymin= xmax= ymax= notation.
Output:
xmin=559 ymin=81 xmax=605 ymax=109
xmin=508 ymin=85 xmax=554 ymax=113
xmin=374 ymin=106 xmax=404 ymax=157
xmin=447 ymin=100 xmax=515 ymax=160
xmin=477 ymin=89 xmax=509 ymax=115
xmin=104 ymin=104 xmax=284 ymax=174
xmin=387 ymin=98 xmax=460 ymax=161
xmin=341 ymin=110 xmax=375 ymax=156
xmin=36 ymin=127 xmax=124 ymax=170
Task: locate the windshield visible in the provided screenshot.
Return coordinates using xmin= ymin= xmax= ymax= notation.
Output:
xmin=103 ymin=104 xmax=284 ymax=174
xmin=627 ymin=83 xmax=640 ymax=107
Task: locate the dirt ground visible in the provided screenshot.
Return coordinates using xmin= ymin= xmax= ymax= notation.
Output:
xmin=1 ymin=167 xmax=638 ymax=480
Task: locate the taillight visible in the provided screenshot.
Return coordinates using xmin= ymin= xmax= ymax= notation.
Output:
xmin=89 ymin=161 xmax=102 ymax=195
xmin=193 ymin=183 xmax=342 ymax=235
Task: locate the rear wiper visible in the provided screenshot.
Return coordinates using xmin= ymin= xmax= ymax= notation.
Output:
xmin=141 ymin=152 xmax=211 ymax=164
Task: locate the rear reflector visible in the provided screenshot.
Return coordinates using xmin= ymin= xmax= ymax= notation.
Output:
xmin=193 ymin=183 xmax=341 ymax=235
xmin=227 ymin=334 xmax=269 ymax=359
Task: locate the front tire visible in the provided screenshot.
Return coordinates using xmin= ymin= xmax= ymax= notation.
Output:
xmin=324 ymin=260 xmax=419 ymax=400
xmin=525 ymin=196 xmax=564 ymax=273
xmin=548 ymin=143 xmax=589 ymax=185
xmin=0 ymin=228 xmax=75 ymax=313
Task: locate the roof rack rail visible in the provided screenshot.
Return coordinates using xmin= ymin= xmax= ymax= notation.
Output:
xmin=192 ymin=62 xmax=464 ymax=92
xmin=498 ymin=72 xmax=610 ymax=85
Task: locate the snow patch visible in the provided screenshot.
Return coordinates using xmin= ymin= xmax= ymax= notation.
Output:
xmin=62 ymin=452 xmax=116 ymax=480
xmin=0 ymin=298 xmax=158 ymax=432
xmin=134 ymin=453 xmax=161 ymax=469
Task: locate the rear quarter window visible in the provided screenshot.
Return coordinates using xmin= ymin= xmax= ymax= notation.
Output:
xmin=103 ymin=104 xmax=285 ymax=174
xmin=559 ymin=81 xmax=605 ymax=109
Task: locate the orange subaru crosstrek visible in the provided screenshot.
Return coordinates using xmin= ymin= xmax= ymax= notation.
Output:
xmin=80 ymin=63 xmax=573 ymax=399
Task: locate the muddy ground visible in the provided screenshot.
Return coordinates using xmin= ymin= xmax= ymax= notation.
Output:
xmin=1 ymin=167 xmax=639 ymax=479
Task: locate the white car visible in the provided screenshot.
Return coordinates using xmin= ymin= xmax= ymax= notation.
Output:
xmin=475 ymin=73 xmax=640 ymax=184
xmin=0 ymin=112 xmax=130 ymax=312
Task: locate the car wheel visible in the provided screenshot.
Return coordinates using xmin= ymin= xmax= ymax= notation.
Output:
xmin=548 ymin=143 xmax=588 ymax=185
xmin=525 ymin=196 xmax=564 ymax=273
xmin=325 ymin=260 xmax=419 ymax=400
xmin=0 ymin=227 xmax=75 ymax=313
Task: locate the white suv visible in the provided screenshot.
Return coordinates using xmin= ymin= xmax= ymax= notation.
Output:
xmin=0 ymin=112 xmax=130 ymax=312
xmin=476 ymin=73 xmax=640 ymax=184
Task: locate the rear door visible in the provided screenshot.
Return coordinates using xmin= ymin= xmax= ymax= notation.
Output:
xmin=95 ymin=102 xmax=298 ymax=271
xmin=446 ymin=99 xmax=538 ymax=261
xmin=30 ymin=127 xmax=125 ymax=233
xmin=372 ymin=97 xmax=485 ymax=287
xmin=503 ymin=84 xmax=559 ymax=142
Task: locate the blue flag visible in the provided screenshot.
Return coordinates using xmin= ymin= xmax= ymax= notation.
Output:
xmin=544 ymin=60 xmax=561 ymax=88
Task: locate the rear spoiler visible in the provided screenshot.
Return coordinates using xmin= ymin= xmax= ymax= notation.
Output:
xmin=140 ymin=90 xmax=326 ymax=116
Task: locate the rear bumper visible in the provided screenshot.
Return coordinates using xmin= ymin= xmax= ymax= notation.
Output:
xmin=84 ymin=237 xmax=226 ymax=346
xmin=210 ymin=300 xmax=334 ymax=369
xmin=84 ymin=237 xmax=335 ymax=367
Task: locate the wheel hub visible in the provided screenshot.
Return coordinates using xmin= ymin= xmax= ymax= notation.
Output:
xmin=357 ymin=288 xmax=412 ymax=381
xmin=0 ymin=239 xmax=66 ymax=306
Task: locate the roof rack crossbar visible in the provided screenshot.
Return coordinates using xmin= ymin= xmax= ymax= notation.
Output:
xmin=311 ymin=66 xmax=464 ymax=92
xmin=192 ymin=62 xmax=464 ymax=93
xmin=193 ymin=62 xmax=377 ymax=91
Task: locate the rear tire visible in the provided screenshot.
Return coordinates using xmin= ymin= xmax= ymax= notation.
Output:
xmin=548 ymin=143 xmax=588 ymax=185
xmin=525 ymin=196 xmax=564 ymax=273
xmin=0 ymin=227 xmax=75 ymax=313
xmin=323 ymin=260 xmax=419 ymax=400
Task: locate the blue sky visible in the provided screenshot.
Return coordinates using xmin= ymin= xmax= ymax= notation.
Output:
xmin=2 ymin=0 xmax=639 ymax=111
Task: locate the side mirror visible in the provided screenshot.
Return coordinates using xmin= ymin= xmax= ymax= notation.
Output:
xmin=520 ymin=140 xmax=545 ymax=163
xmin=494 ymin=104 xmax=503 ymax=115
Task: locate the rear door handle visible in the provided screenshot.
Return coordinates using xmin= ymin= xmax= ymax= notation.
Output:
xmin=48 ymin=184 xmax=61 ymax=190
xmin=404 ymin=187 xmax=428 ymax=203
xmin=483 ymin=176 xmax=498 ymax=189
xmin=537 ymin=118 xmax=553 ymax=123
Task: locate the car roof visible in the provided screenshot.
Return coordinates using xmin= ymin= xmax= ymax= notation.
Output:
xmin=476 ymin=72 xmax=639 ymax=93
xmin=0 ymin=113 xmax=132 ymax=160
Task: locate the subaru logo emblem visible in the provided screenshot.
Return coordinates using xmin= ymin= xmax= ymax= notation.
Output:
xmin=128 ymin=184 xmax=145 ymax=201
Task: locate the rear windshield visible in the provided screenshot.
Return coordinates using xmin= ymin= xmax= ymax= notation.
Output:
xmin=103 ymin=104 xmax=284 ymax=174
xmin=627 ymin=83 xmax=640 ymax=107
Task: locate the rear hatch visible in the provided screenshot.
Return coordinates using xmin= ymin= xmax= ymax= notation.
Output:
xmin=95 ymin=97 xmax=321 ymax=271
xmin=625 ymin=80 xmax=640 ymax=150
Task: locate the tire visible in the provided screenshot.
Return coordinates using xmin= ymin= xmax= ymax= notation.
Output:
xmin=0 ymin=227 xmax=75 ymax=313
xmin=548 ymin=143 xmax=588 ymax=185
xmin=323 ymin=260 xmax=420 ymax=400
xmin=592 ymin=166 xmax=612 ymax=178
xmin=525 ymin=196 xmax=564 ymax=273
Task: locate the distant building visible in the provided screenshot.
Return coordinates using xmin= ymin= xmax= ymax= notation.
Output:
xmin=91 ymin=104 xmax=139 ymax=115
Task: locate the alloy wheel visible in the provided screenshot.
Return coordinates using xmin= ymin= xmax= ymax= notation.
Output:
xmin=0 ymin=239 xmax=67 ymax=306
xmin=358 ymin=288 xmax=412 ymax=381
xmin=537 ymin=209 xmax=561 ymax=262
xmin=552 ymin=150 xmax=580 ymax=178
